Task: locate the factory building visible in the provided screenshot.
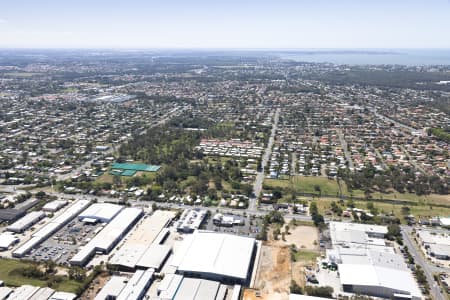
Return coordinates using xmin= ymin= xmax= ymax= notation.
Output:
xmin=70 ymin=207 xmax=143 ymax=266
xmin=155 ymin=274 xmax=229 ymax=300
xmin=78 ymin=203 xmax=123 ymax=223
xmin=109 ymin=210 xmax=175 ymax=271
xmin=416 ymin=229 xmax=450 ymax=260
xmin=0 ymin=232 xmax=20 ymax=251
xmin=169 ymin=231 xmax=257 ymax=285
xmin=94 ymin=276 xmax=128 ymax=300
xmin=116 ymin=269 xmax=154 ymax=300
xmin=13 ymin=200 xmax=91 ymax=258
xmin=326 ymin=222 xmax=421 ymax=300
xmin=0 ymin=287 xmax=13 ymax=300
xmin=212 ymin=213 xmax=244 ymax=227
xmin=175 ymin=209 xmax=207 ymax=233
xmin=6 ymin=211 xmax=45 ymax=233
xmin=42 ymin=200 xmax=68 ymax=212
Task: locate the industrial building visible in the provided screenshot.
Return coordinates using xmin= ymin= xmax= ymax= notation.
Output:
xmin=416 ymin=229 xmax=450 ymax=260
xmin=173 ymin=277 xmax=226 ymax=300
xmin=176 ymin=209 xmax=207 ymax=233
xmin=0 ymin=287 xmax=12 ymax=300
xmin=329 ymin=221 xmax=388 ymax=248
xmin=7 ymin=285 xmax=40 ymax=300
xmin=0 ymin=232 xmax=20 ymax=250
xmin=95 ymin=276 xmax=128 ymax=300
xmin=70 ymin=207 xmax=143 ymax=266
xmin=13 ymin=199 xmax=91 ymax=258
xmin=78 ymin=203 xmax=123 ymax=223
xmin=28 ymin=287 xmax=55 ymax=300
xmin=42 ymin=200 xmax=68 ymax=212
xmin=326 ymin=222 xmax=421 ymax=300
xmin=109 ymin=210 xmax=175 ymax=270
xmin=116 ymin=269 xmax=154 ymax=300
xmin=6 ymin=211 xmax=45 ymax=233
xmin=170 ymin=231 xmax=257 ymax=285
xmin=212 ymin=213 xmax=244 ymax=227
xmin=156 ymin=275 xmax=229 ymax=300
xmin=49 ymin=291 xmax=77 ymax=300
xmin=0 ymin=208 xmax=25 ymax=224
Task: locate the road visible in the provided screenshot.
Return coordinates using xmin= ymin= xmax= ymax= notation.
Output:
xmin=291 ymin=152 xmax=297 ymax=176
xmin=401 ymin=226 xmax=446 ymax=300
xmin=250 ymin=107 xmax=280 ymax=211
xmin=399 ymin=145 xmax=429 ymax=175
xmin=369 ymin=107 xmax=417 ymax=133
xmin=336 ymin=128 xmax=354 ymax=170
xmin=37 ymin=190 xmax=313 ymax=222
xmin=373 ymin=146 xmax=388 ymax=170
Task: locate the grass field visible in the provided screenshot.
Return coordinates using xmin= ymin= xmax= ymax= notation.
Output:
xmin=264 ymin=176 xmax=450 ymax=206
xmin=309 ymin=197 xmax=450 ymax=223
xmin=0 ymin=259 xmax=83 ymax=293
xmin=293 ymin=250 xmax=320 ymax=263
xmin=265 ymin=176 xmax=340 ymax=195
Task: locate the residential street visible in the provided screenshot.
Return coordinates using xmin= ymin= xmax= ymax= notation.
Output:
xmin=250 ymin=107 xmax=280 ymax=211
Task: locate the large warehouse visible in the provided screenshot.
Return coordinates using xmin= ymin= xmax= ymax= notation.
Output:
xmin=0 ymin=232 xmax=20 ymax=251
xmin=7 ymin=211 xmax=45 ymax=233
xmin=70 ymin=207 xmax=143 ymax=266
xmin=169 ymin=231 xmax=257 ymax=285
xmin=78 ymin=203 xmax=123 ymax=223
xmin=326 ymin=222 xmax=421 ymax=300
xmin=109 ymin=210 xmax=175 ymax=270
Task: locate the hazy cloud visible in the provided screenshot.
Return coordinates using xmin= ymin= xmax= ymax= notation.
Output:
xmin=0 ymin=18 xmax=7 ymax=23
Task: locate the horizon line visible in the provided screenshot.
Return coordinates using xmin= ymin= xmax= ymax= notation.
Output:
xmin=1 ymin=47 xmax=450 ymax=51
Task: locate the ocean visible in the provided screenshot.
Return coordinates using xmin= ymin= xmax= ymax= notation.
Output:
xmin=278 ymin=49 xmax=450 ymax=66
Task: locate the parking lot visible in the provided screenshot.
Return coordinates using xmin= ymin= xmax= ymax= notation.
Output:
xmin=29 ymin=218 xmax=104 ymax=265
xmin=203 ymin=213 xmax=262 ymax=238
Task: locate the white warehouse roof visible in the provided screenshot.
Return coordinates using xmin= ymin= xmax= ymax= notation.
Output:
xmin=42 ymin=200 xmax=67 ymax=212
xmin=173 ymin=277 xmax=220 ymax=300
xmin=0 ymin=232 xmax=19 ymax=250
xmin=49 ymin=291 xmax=77 ymax=300
xmin=70 ymin=207 xmax=143 ymax=266
xmin=170 ymin=231 xmax=256 ymax=283
xmin=109 ymin=210 xmax=174 ymax=269
xmin=339 ymin=264 xmax=421 ymax=299
xmin=116 ymin=269 xmax=154 ymax=300
xmin=79 ymin=203 xmax=123 ymax=223
xmin=94 ymin=276 xmax=127 ymax=300
xmin=7 ymin=211 xmax=44 ymax=233
xmin=8 ymin=285 xmax=40 ymax=300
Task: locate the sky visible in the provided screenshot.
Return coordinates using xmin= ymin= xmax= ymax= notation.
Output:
xmin=0 ymin=0 xmax=449 ymax=49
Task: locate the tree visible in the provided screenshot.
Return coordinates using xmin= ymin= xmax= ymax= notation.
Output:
xmin=44 ymin=260 xmax=56 ymax=274
xmin=305 ymin=286 xmax=333 ymax=298
xmin=386 ymin=224 xmax=401 ymax=240
xmin=112 ymin=175 xmax=122 ymax=187
xmin=68 ymin=267 xmax=86 ymax=282
xmin=290 ymin=280 xmax=303 ymax=294
xmin=35 ymin=191 xmax=47 ymax=200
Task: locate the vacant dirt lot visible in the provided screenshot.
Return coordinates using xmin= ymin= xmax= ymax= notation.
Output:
xmin=284 ymin=225 xmax=319 ymax=250
xmin=244 ymin=243 xmax=291 ymax=300
xmin=244 ymin=224 xmax=320 ymax=300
